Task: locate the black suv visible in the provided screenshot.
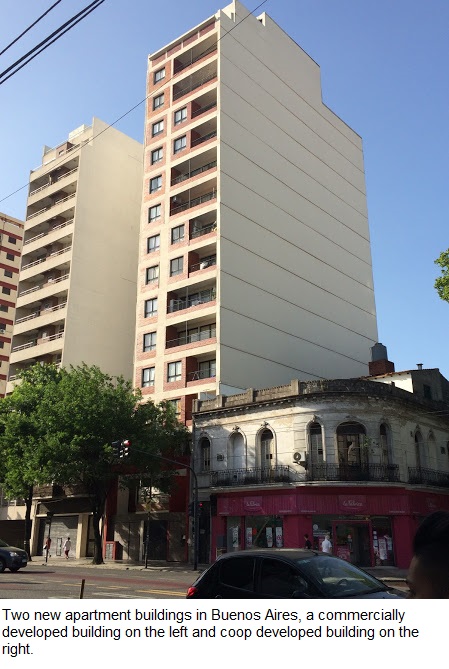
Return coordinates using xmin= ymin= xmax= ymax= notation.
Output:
xmin=187 ymin=549 xmax=405 ymax=599
xmin=0 ymin=538 xmax=28 ymax=572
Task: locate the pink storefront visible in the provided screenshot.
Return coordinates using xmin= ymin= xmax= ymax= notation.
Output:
xmin=211 ymin=486 xmax=449 ymax=569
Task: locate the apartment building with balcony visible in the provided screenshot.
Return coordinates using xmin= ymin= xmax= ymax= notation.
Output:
xmin=0 ymin=213 xmax=23 ymax=396
xmin=133 ymin=0 xmax=378 ymax=429
xmin=193 ymin=369 xmax=449 ymax=568
xmin=8 ymin=118 xmax=143 ymax=391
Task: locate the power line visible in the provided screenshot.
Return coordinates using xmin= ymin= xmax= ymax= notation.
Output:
xmin=0 ymin=0 xmax=268 ymax=205
xmin=0 ymin=0 xmax=105 ymax=86
xmin=0 ymin=0 xmax=64 ymax=57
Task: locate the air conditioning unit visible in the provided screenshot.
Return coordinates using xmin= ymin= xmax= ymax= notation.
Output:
xmin=293 ymin=451 xmax=307 ymax=464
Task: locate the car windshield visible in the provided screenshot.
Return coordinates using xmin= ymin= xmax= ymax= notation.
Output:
xmin=0 ymin=539 xmax=10 ymax=547
xmin=296 ymin=555 xmax=386 ymax=597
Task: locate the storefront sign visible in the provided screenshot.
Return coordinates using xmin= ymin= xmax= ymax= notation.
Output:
xmin=275 ymin=527 xmax=283 ymax=548
xmin=338 ymin=495 xmax=367 ymax=512
xmin=336 ymin=546 xmax=351 ymax=561
xmin=266 ymin=527 xmax=273 ymax=548
xmin=243 ymin=496 xmax=264 ymax=512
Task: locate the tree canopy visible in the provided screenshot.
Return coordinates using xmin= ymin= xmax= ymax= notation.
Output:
xmin=434 ymin=249 xmax=449 ymax=304
xmin=0 ymin=363 xmax=188 ymax=564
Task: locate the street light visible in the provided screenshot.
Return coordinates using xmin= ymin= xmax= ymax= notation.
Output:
xmin=45 ymin=511 xmax=54 ymax=564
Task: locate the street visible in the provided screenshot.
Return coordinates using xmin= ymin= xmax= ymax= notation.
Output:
xmin=0 ymin=563 xmax=196 ymax=599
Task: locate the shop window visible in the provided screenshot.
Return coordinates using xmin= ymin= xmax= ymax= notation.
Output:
xmin=336 ymin=422 xmax=367 ymax=473
xmin=372 ymin=517 xmax=395 ymax=566
xmin=245 ymin=515 xmax=283 ymax=549
xmin=226 ymin=517 xmax=242 ymax=552
xmin=258 ymin=429 xmax=274 ymax=470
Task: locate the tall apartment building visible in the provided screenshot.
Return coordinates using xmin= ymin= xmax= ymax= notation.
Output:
xmin=0 ymin=213 xmax=23 ymax=396
xmin=8 ymin=118 xmax=142 ymax=391
xmin=134 ymin=1 xmax=378 ymax=424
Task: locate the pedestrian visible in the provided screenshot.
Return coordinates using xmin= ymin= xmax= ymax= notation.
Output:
xmin=304 ymin=533 xmax=312 ymax=549
xmin=321 ymin=534 xmax=332 ymax=554
xmin=407 ymin=511 xmax=449 ymax=598
xmin=63 ymin=537 xmax=71 ymax=560
xmin=44 ymin=536 xmax=52 ymax=557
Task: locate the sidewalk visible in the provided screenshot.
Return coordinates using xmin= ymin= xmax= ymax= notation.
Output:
xmin=33 ymin=555 xmax=205 ymax=573
xmin=365 ymin=566 xmax=407 ymax=581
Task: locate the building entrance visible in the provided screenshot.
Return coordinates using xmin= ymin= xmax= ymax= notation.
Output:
xmin=333 ymin=521 xmax=372 ymax=567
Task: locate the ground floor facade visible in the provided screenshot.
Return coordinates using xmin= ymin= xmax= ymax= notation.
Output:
xmin=210 ymin=485 xmax=449 ymax=569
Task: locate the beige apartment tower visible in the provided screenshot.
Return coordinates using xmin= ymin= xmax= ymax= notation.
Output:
xmin=0 ymin=213 xmax=24 ymax=396
xmin=134 ymin=1 xmax=378 ymax=423
xmin=8 ymin=119 xmax=142 ymax=390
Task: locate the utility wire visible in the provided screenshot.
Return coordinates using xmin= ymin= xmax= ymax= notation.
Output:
xmin=0 ymin=0 xmax=63 ymax=57
xmin=0 ymin=0 xmax=268 ymax=205
xmin=0 ymin=0 xmax=105 ymax=85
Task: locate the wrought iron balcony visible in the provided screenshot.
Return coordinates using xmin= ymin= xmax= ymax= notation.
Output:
xmin=210 ymin=466 xmax=293 ymax=487
xmin=408 ymin=467 xmax=449 ymax=488
xmin=307 ymin=463 xmax=400 ymax=483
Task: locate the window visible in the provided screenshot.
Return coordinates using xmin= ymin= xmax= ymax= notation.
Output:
xmin=171 ymin=225 xmax=185 ymax=244
xmin=147 ymin=234 xmax=160 ymax=253
xmin=219 ymin=557 xmax=255 ymax=592
xmin=2 ymin=288 xmax=10 ymax=295
xmin=174 ymin=107 xmax=187 ymax=125
xmin=151 ymin=147 xmax=163 ymax=164
xmin=167 ymin=398 xmax=181 ymax=417
xmin=142 ymin=367 xmax=155 ymax=387
xmin=0 ymin=305 xmax=8 ymax=312
xmin=174 ymin=135 xmax=186 ymax=153
xmin=200 ymin=438 xmax=211 ymax=472
xmin=199 ymin=359 xmax=216 ymax=379
xmin=309 ymin=423 xmax=323 ymax=467
xmin=148 ymin=204 xmax=161 ymax=222
xmin=170 ymin=257 xmax=183 ymax=276
xmin=0 ymin=341 xmax=3 ymax=349
xmin=149 ymin=176 xmax=162 ymax=193
xmin=6 ymin=253 xmax=14 ymax=261
xmin=8 ymin=237 xmax=16 ymax=245
xmin=144 ymin=298 xmax=158 ymax=317
xmin=167 ymin=361 xmax=182 ymax=382
xmin=143 ymin=332 xmax=157 ymax=352
xmin=146 ymin=265 xmax=159 ymax=285
xmin=154 ymin=67 xmax=165 ymax=83
xmin=423 ymin=384 xmax=432 ymax=400
xmin=153 ymin=93 xmax=164 ymax=110
xmin=259 ymin=429 xmax=274 ymax=469
xmin=152 ymin=120 xmax=164 ymax=137
xmin=259 ymin=559 xmax=305 ymax=598
xmin=4 ymin=270 xmax=13 ymax=278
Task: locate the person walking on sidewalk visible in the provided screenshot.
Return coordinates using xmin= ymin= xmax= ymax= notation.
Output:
xmin=63 ymin=537 xmax=71 ymax=560
xmin=321 ymin=534 xmax=332 ymax=554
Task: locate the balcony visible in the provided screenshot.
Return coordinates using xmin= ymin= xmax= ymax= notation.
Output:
xmin=408 ymin=467 xmax=449 ymax=488
xmin=171 ymin=187 xmax=216 ymax=216
xmin=171 ymin=158 xmax=217 ymax=186
xmin=172 ymin=63 xmax=217 ymax=101
xmin=173 ymin=38 xmax=217 ymax=75
xmin=306 ymin=463 xmax=401 ymax=483
xmin=166 ymin=322 xmax=216 ymax=349
xmin=12 ymin=332 xmax=64 ymax=354
xmin=24 ymin=219 xmax=73 ymax=247
xmin=168 ymin=287 xmax=216 ymax=313
xmin=26 ymin=192 xmax=76 ymax=221
xmin=189 ymin=255 xmax=216 ymax=275
xmin=192 ymin=100 xmax=217 ymax=120
xmin=22 ymin=246 xmax=72 ymax=272
xmin=29 ymin=166 xmax=78 ymax=199
xmin=190 ymin=220 xmax=216 ymax=239
xmin=210 ymin=466 xmax=293 ymax=487
xmin=14 ymin=302 xmax=67 ymax=336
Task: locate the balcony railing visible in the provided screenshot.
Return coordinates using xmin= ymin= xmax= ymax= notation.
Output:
xmin=12 ymin=332 xmax=64 ymax=353
xmin=22 ymin=246 xmax=72 ymax=271
xmin=173 ymin=71 xmax=217 ymax=101
xmin=168 ymin=288 xmax=216 ymax=313
xmin=18 ymin=273 xmax=70 ymax=297
xmin=306 ymin=463 xmax=401 ymax=483
xmin=171 ymin=189 xmax=216 ymax=216
xmin=189 ymin=257 xmax=216 ymax=274
xmin=190 ymin=222 xmax=216 ymax=239
xmin=166 ymin=326 xmax=216 ymax=349
xmin=191 ymin=130 xmax=217 ymax=148
xmin=26 ymin=193 xmax=76 ymax=220
xmin=408 ymin=467 xmax=449 ymax=488
xmin=192 ymin=101 xmax=217 ymax=119
xmin=24 ymin=219 xmax=73 ymax=246
xmin=29 ymin=167 xmax=78 ymax=197
xmin=15 ymin=302 xmax=67 ymax=325
xmin=210 ymin=466 xmax=293 ymax=487
xmin=171 ymin=160 xmax=217 ymax=186
xmin=173 ymin=45 xmax=217 ymax=74
xmin=187 ymin=368 xmax=216 ymax=381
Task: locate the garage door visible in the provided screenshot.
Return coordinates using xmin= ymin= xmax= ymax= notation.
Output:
xmin=37 ymin=516 xmax=78 ymax=556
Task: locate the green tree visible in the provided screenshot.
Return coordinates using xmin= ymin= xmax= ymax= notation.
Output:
xmin=39 ymin=364 xmax=188 ymax=564
xmin=434 ymin=249 xmax=449 ymax=303
xmin=0 ymin=364 xmax=63 ymax=559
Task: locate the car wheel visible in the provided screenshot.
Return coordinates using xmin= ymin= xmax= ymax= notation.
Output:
xmin=9 ymin=566 xmax=20 ymax=573
xmin=0 ymin=559 xmax=6 ymax=573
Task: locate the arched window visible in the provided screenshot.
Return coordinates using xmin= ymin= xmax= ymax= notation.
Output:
xmin=415 ymin=431 xmax=425 ymax=469
xmin=227 ymin=431 xmax=246 ymax=470
xmin=309 ymin=423 xmax=323 ymax=465
xmin=259 ymin=429 xmax=275 ymax=470
xmin=428 ymin=432 xmax=436 ymax=469
xmin=379 ymin=423 xmax=392 ymax=464
xmin=337 ymin=422 xmax=367 ymax=469
xmin=199 ymin=437 xmax=211 ymax=472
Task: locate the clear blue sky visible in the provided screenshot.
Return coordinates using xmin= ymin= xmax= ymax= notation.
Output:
xmin=1 ymin=0 xmax=448 ymax=377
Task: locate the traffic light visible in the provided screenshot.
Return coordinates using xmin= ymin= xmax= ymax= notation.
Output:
xmin=111 ymin=440 xmax=122 ymax=458
xmin=188 ymin=502 xmax=194 ymax=517
xmin=121 ymin=439 xmax=131 ymax=457
xmin=197 ymin=502 xmax=204 ymax=517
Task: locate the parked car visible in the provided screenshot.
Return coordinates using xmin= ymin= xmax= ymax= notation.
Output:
xmin=186 ymin=549 xmax=406 ymax=599
xmin=0 ymin=539 xmax=28 ymax=572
